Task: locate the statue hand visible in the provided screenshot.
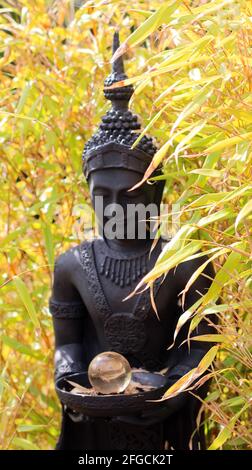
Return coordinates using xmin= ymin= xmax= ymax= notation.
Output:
xmin=54 ymin=343 xmax=85 ymax=381
xmin=111 ymin=393 xmax=186 ymax=427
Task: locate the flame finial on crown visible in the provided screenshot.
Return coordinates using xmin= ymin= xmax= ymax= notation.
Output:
xmin=82 ymin=31 xmax=158 ymax=179
xmin=103 ymin=31 xmax=134 ymax=107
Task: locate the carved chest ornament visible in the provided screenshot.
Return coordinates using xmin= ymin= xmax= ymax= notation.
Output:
xmin=99 ymin=247 xmax=149 ymax=288
xmin=78 ymin=240 xmax=163 ymax=369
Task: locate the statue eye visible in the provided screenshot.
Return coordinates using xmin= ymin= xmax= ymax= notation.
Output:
xmin=93 ymin=188 xmax=109 ymax=197
xmin=124 ymin=189 xmax=142 ymax=198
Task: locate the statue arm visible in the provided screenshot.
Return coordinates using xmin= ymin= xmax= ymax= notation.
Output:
xmin=49 ymin=252 xmax=86 ymax=381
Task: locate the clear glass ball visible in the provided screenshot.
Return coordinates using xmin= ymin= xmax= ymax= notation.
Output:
xmin=88 ymin=351 xmax=132 ymax=394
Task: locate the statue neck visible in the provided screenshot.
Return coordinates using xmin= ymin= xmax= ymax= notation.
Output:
xmin=103 ymin=237 xmax=153 ymax=254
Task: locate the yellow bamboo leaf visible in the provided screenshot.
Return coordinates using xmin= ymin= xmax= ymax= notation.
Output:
xmin=167 ymin=297 xmax=203 ymax=351
xmin=171 ymin=86 xmax=212 ymax=136
xmin=139 ymin=241 xmax=203 ymax=286
xmin=196 ymin=346 xmax=219 ymax=375
xmin=129 ymin=139 xmax=171 ymax=190
xmin=111 ymin=1 xmax=180 ymax=62
xmin=131 ymin=103 xmax=170 ymax=149
xmin=189 ymin=169 xmax=223 ymax=177
xmin=181 ymin=247 xmax=228 ymax=306
xmin=162 ymin=346 xmax=218 ymax=401
xmin=191 ymin=334 xmax=234 ymax=343
xmin=163 ymin=368 xmax=198 ymax=399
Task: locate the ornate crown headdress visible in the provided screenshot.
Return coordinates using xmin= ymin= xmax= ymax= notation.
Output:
xmin=82 ymin=32 xmax=158 ymax=180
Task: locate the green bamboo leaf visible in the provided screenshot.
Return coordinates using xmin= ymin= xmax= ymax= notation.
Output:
xmin=188 ymin=185 xmax=252 ymax=209
xmin=208 ymin=404 xmax=248 ymax=450
xmin=0 ymin=226 xmax=28 ymax=248
xmin=16 ymin=81 xmax=33 ymax=114
xmin=167 ymin=297 xmax=203 ymax=350
xmin=224 ymin=397 xmax=246 ymax=408
xmin=206 ymin=132 xmax=252 ymax=154
xmin=173 ymin=120 xmax=207 ymax=162
xmin=0 ymin=111 xmax=48 ymax=127
xmin=202 ymin=246 xmax=243 ymax=305
xmin=208 ymin=427 xmax=232 ymax=450
xmin=12 ymin=437 xmax=40 ymax=450
xmin=17 ymin=424 xmax=47 ymax=433
xmin=157 ymin=225 xmax=196 ymax=264
xmin=235 ymin=200 xmax=252 ymax=231
xmin=188 ymin=192 xmax=231 ymax=208
xmin=13 ymin=277 xmax=40 ymax=328
xmin=43 ymin=224 xmax=54 ymax=271
xmin=129 ymin=137 xmax=172 ymax=189
xmin=1 ymin=335 xmax=42 ymax=359
xmin=197 ymin=208 xmax=232 ymax=228
xmin=193 ymin=0 xmax=233 ymax=17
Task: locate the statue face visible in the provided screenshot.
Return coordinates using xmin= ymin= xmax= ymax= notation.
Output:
xmin=88 ymin=167 xmax=161 ymax=240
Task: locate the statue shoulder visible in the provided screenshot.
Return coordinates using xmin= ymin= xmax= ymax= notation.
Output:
xmin=54 ymin=240 xmax=93 ymax=274
xmin=51 ymin=240 xmax=93 ymax=302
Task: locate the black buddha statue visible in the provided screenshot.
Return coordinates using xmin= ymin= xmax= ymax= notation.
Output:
xmin=49 ymin=32 xmax=216 ymax=450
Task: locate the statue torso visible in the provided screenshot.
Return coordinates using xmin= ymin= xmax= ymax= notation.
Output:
xmin=66 ymin=237 xmax=182 ymax=372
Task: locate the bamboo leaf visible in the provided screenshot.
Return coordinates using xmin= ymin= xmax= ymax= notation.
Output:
xmin=162 ymin=346 xmax=218 ymax=400
xmin=208 ymin=404 xmax=249 ymax=450
xmin=139 ymin=241 xmax=203 ymax=286
xmin=129 ymin=138 xmax=171 ymax=190
xmin=16 ymin=81 xmax=33 ymax=114
xmin=162 ymin=367 xmax=198 ymax=400
xmin=111 ymin=1 xmax=180 ymax=61
xmin=180 ymin=247 xmax=229 ymax=306
xmin=191 ymin=334 xmax=234 ymax=343
xmin=1 ymin=335 xmax=42 ymax=359
xmin=202 ymin=246 xmax=243 ymax=305
xmin=167 ymin=297 xmax=203 ymax=350
xmin=11 ymin=437 xmax=40 ymax=450
xmin=189 ymin=169 xmax=223 ymax=177
xmin=208 ymin=427 xmax=232 ymax=450
xmin=43 ymin=224 xmax=54 ymax=271
xmin=13 ymin=277 xmax=40 ymax=329
xmin=235 ymin=200 xmax=252 ymax=231
xmin=206 ymin=132 xmax=252 ymax=154
xmin=17 ymin=424 xmax=47 ymax=433
xmin=170 ymin=86 xmax=213 ymax=136
xmin=196 ymin=346 xmax=219 ymax=375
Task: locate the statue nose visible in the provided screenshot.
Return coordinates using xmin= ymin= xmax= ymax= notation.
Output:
xmin=108 ymin=202 xmax=119 ymax=215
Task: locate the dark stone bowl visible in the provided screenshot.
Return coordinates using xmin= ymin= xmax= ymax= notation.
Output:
xmin=56 ymin=371 xmax=168 ymax=417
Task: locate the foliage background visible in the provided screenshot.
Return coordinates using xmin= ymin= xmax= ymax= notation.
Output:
xmin=0 ymin=0 xmax=251 ymax=450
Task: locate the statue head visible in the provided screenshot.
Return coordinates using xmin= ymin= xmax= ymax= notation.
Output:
xmin=82 ymin=32 xmax=164 ymax=241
